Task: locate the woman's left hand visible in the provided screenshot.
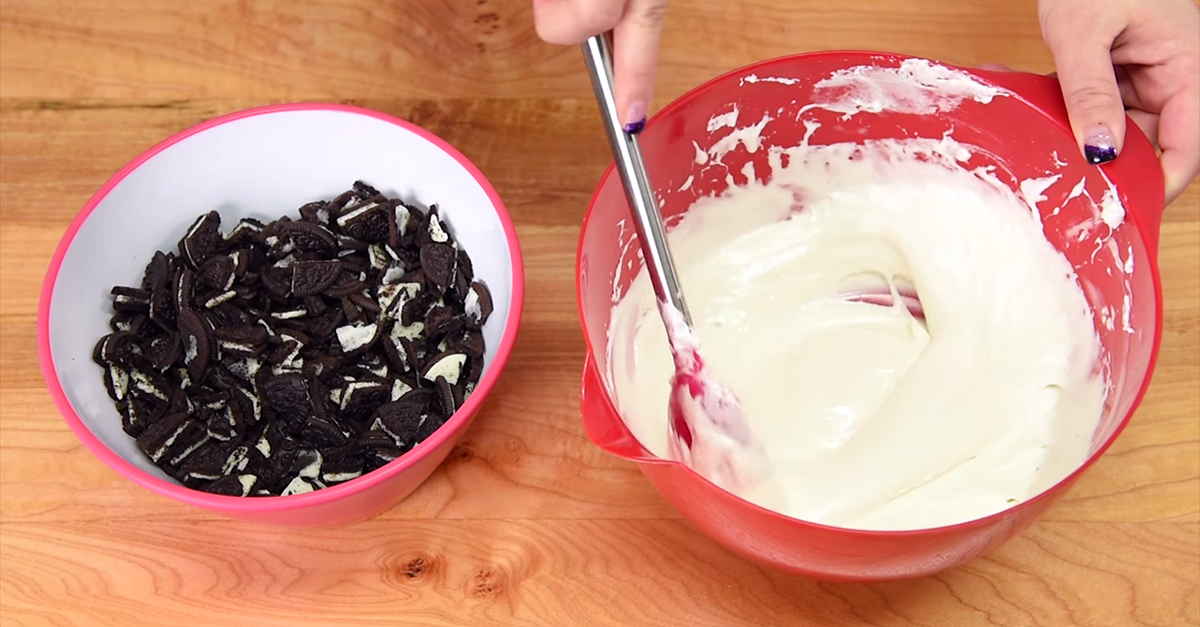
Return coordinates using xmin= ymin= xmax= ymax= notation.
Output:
xmin=1039 ymin=0 xmax=1200 ymax=204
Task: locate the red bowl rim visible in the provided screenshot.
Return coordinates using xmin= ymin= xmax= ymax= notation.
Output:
xmin=574 ymin=50 xmax=1166 ymax=537
xmin=37 ymin=102 xmax=526 ymax=513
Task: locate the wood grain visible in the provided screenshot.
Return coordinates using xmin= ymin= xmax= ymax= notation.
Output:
xmin=2 ymin=521 xmax=1197 ymax=627
xmin=1 ymin=0 xmax=1198 ymax=625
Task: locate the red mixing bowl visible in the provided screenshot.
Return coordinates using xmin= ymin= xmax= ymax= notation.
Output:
xmin=576 ymin=51 xmax=1164 ymax=580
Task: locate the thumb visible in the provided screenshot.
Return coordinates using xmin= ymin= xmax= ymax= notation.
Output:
xmin=613 ymin=0 xmax=667 ymax=133
xmin=1042 ymin=23 xmax=1126 ymax=164
xmin=532 ymin=0 xmax=624 ymax=45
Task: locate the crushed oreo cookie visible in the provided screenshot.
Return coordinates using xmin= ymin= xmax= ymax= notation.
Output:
xmin=91 ymin=181 xmax=494 ymax=496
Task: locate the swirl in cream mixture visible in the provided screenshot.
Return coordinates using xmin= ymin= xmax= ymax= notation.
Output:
xmin=608 ymin=137 xmax=1106 ymax=531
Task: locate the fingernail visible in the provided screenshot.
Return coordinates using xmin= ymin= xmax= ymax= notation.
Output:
xmin=1084 ymin=125 xmax=1118 ymax=165
xmin=623 ymin=101 xmax=647 ymax=135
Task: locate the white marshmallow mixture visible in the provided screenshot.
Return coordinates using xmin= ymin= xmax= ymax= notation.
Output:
xmin=607 ymin=61 xmax=1115 ymax=531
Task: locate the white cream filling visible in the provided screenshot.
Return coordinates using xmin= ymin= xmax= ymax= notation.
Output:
xmin=391 ymin=378 xmax=413 ymax=401
xmin=394 ymin=205 xmax=411 ymax=236
xmin=336 ymin=202 xmax=379 ymax=228
xmin=336 ymin=323 xmax=377 ymax=353
xmin=238 ymin=474 xmax=257 ymax=496
xmin=464 ymin=289 xmax=482 ymax=322
xmin=281 ymin=476 xmax=314 ymax=496
xmin=423 ymin=353 xmax=466 ymax=385
xmin=609 ymin=137 xmax=1107 ymax=532
xmin=428 ymin=214 xmax=450 ymax=243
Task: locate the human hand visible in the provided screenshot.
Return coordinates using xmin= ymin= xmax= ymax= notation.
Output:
xmin=533 ymin=0 xmax=668 ymax=133
xmin=1039 ymin=0 xmax=1200 ymax=204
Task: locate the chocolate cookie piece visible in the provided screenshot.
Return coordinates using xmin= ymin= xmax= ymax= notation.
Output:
xmin=174 ymin=266 xmax=197 ymax=312
xmin=413 ymin=412 xmax=445 ymax=443
xmin=283 ymin=221 xmax=338 ymax=256
xmin=207 ymin=473 xmax=252 ymax=496
xmin=215 ymin=324 xmax=268 ymax=348
xmin=259 ymin=264 xmax=293 ymax=300
xmin=337 ymin=200 xmax=390 ymax=243
xmin=94 ymin=331 xmax=142 ymax=367
xmin=370 ymin=410 xmax=421 ymax=451
xmin=198 ymin=255 xmax=236 ymax=292
xmin=400 ymin=290 xmax=437 ymax=327
xmin=119 ymin=394 xmax=167 ymax=437
xmin=381 ymin=336 xmax=409 ymax=374
xmin=180 ymin=211 xmax=224 ymax=268
xmin=128 ymin=368 xmax=172 ymax=403
xmin=424 ymin=211 xmax=452 ymax=245
xmin=177 ymin=309 xmax=212 ymax=381
xmin=338 ymin=379 xmax=390 ymax=421
xmin=451 ymin=250 xmax=474 ymax=303
xmin=348 ymin=292 xmax=380 ymax=315
xmin=454 ymin=329 xmax=485 ymax=359
xmin=111 ymin=286 xmax=152 ymax=313
xmin=290 ymin=260 xmax=341 ymax=297
xmin=320 ymin=453 xmax=364 ymax=484
xmin=179 ymin=440 xmax=238 ymax=484
xmin=149 ymin=288 xmax=176 ymax=330
xmin=419 ymin=242 xmax=457 ymax=290
xmin=229 ymin=384 xmax=262 ymax=429
xmin=102 ymin=363 xmax=131 ymax=402
xmin=224 ymin=218 xmax=265 ymax=244
xmin=164 ymin=418 xmax=212 ymax=466
xmin=423 ymin=306 xmax=456 ymax=337
xmin=95 ymin=182 xmax=495 ymax=497
xmin=304 ymin=356 xmax=341 ymax=382
xmin=300 ymin=415 xmax=349 ymax=448
xmin=144 ymin=333 xmax=182 ymax=370
xmin=109 ymin=311 xmax=139 ymax=333
xmin=143 ymin=251 xmax=175 ymax=292
xmin=290 ymin=449 xmax=323 ymax=480
xmin=298 ymin=200 xmax=330 ymax=225
xmin=259 ymin=373 xmax=312 ymax=423
xmin=365 ymin=447 xmax=404 ymax=471
xmin=206 ymin=409 xmax=238 ymax=442
xmin=352 ymin=180 xmax=380 ymax=199
xmin=464 ymin=281 xmax=493 ymax=328
xmin=135 ymin=412 xmax=189 ymax=463
xmin=433 ymin=375 xmax=456 ymax=418
xmin=465 ymin=358 xmax=483 ymax=391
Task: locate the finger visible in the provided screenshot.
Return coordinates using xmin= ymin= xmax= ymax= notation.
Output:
xmin=1042 ymin=19 xmax=1126 ymax=164
xmin=1124 ymin=108 xmax=1160 ymax=152
xmin=1156 ymin=84 xmax=1200 ymax=204
xmin=1113 ymin=66 xmax=1146 ymax=111
xmin=532 ymin=0 xmax=625 ymax=45
xmin=613 ymin=0 xmax=667 ymax=131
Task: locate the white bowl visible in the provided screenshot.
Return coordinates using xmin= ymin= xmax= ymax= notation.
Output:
xmin=38 ymin=104 xmax=524 ymax=526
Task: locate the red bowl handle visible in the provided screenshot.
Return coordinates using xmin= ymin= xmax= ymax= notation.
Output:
xmin=971 ymin=68 xmax=1165 ymax=257
xmin=580 ymin=355 xmax=664 ymax=462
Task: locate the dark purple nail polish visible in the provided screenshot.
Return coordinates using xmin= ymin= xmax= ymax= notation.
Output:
xmin=1083 ymin=126 xmax=1118 ymax=165
xmin=1084 ymin=144 xmax=1117 ymax=165
xmin=623 ymin=101 xmax=647 ymax=135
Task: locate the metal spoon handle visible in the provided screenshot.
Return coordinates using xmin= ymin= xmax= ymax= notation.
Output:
xmin=581 ymin=33 xmax=692 ymax=326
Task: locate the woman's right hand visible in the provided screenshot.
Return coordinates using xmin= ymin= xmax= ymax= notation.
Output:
xmin=533 ymin=0 xmax=669 ymax=133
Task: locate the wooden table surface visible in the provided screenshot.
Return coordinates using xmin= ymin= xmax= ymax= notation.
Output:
xmin=1 ymin=1 xmax=1197 ymax=625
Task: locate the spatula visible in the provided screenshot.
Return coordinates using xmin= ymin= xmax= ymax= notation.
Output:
xmin=581 ymin=33 xmax=767 ymax=490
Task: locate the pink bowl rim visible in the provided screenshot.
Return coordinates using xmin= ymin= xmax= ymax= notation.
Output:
xmin=575 ymin=50 xmax=1166 ymax=537
xmin=37 ymin=102 xmax=526 ymax=513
